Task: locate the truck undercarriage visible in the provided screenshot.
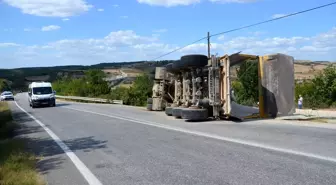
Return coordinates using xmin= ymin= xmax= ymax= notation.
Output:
xmin=148 ymin=53 xmax=295 ymax=121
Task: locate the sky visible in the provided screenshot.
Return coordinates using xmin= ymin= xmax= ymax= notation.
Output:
xmin=0 ymin=0 xmax=335 ymax=69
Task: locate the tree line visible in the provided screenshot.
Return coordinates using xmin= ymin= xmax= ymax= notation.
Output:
xmin=52 ymin=69 xmax=153 ymax=106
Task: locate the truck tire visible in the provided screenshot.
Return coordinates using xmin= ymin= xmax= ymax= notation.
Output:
xmin=172 ymin=54 xmax=208 ymax=70
xmin=165 ymin=107 xmax=173 ymax=116
xmin=147 ymin=103 xmax=152 ymax=111
xmin=172 ymin=107 xmax=183 ymax=118
xmin=181 ymin=108 xmax=208 ymax=121
xmin=147 ymin=98 xmax=153 ymax=104
xmin=166 ymin=63 xmax=180 ymax=74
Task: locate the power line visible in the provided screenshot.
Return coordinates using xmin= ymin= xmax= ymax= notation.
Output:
xmin=151 ymin=1 xmax=336 ymax=61
xmin=210 ymin=1 xmax=336 ymax=37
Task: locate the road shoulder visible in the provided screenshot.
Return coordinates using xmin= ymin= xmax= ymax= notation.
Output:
xmin=9 ymin=101 xmax=91 ymax=185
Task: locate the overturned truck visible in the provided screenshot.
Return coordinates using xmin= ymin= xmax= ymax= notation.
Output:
xmin=148 ymin=53 xmax=295 ymax=121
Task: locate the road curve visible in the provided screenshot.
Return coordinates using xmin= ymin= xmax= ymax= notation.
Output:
xmin=9 ymin=93 xmax=336 ymax=185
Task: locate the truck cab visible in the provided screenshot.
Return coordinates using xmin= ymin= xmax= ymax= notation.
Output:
xmin=28 ymin=82 xmax=56 ymax=108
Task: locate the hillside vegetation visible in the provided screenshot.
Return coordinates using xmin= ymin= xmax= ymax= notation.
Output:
xmin=0 ymin=60 xmax=173 ymax=91
xmin=53 ymin=69 xmax=153 ymax=106
xmin=1 ymin=59 xmax=336 ymax=109
xmin=1 ymin=59 xmax=334 ymax=92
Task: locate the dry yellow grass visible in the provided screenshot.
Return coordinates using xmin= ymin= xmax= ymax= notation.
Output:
xmin=294 ymin=63 xmax=328 ymax=80
xmin=121 ymin=68 xmax=143 ymax=74
xmin=294 ymin=64 xmax=312 ymax=73
xmin=102 ymin=69 xmax=121 ymax=76
xmin=312 ymin=64 xmax=328 ymax=71
xmin=0 ymin=102 xmax=45 ymax=185
xmin=103 ymin=68 xmax=143 ymax=77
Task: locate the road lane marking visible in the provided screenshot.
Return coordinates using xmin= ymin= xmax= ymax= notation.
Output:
xmin=64 ymin=106 xmax=336 ymax=163
xmin=14 ymin=102 xmax=103 ymax=185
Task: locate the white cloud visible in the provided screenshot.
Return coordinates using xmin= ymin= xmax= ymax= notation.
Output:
xmin=3 ymin=0 xmax=93 ymax=17
xmin=0 ymin=28 xmax=335 ymax=68
xmin=41 ymin=25 xmax=61 ymax=31
xmin=97 ymin=8 xmax=104 ymax=12
xmin=0 ymin=30 xmax=174 ymax=67
xmin=179 ymin=28 xmax=336 ymax=60
xmin=0 ymin=43 xmax=21 ymax=47
xmin=272 ymin=14 xmax=287 ymax=19
xmin=312 ymin=27 xmax=336 ymax=48
xmin=181 ymin=36 xmax=311 ymax=55
xmin=217 ymin=35 xmax=225 ymax=40
xmin=62 ymin=18 xmax=70 ymax=21
xmin=120 ymin=15 xmax=128 ymax=19
xmin=136 ymin=0 xmax=257 ymax=7
xmin=112 ymin=4 xmax=119 ymax=7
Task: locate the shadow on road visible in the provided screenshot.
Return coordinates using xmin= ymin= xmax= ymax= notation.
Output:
xmin=12 ymin=111 xmax=34 ymax=122
xmin=22 ymin=136 xmax=107 ymax=175
xmin=29 ymin=103 xmax=71 ymax=109
xmin=56 ymin=103 xmax=71 ymax=107
xmin=12 ymin=110 xmax=107 ymax=175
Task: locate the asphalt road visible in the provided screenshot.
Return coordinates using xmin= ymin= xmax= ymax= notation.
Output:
xmin=9 ymin=93 xmax=336 ymax=185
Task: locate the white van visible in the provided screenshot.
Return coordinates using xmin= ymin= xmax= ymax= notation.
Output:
xmin=28 ymin=82 xmax=56 ymax=108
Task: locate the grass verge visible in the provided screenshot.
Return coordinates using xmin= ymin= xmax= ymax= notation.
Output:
xmin=0 ymin=102 xmax=45 ymax=185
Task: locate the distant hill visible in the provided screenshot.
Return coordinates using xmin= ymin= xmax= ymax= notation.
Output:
xmin=0 ymin=59 xmax=334 ymax=91
xmin=0 ymin=60 xmax=174 ymax=91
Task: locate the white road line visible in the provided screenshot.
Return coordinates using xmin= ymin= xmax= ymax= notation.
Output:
xmin=14 ymin=102 xmax=103 ymax=185
xmin=64 ymin=106 xmax=336 ymax=164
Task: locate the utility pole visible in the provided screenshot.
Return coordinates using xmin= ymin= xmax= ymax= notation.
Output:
xmin=207 ymin=32 xmax=210 ymax=58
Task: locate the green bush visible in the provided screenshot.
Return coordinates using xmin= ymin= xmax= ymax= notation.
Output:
xmin=232 ymin=60 xmax=259 ymax=106
xmin=109 ymin=73 xmax=153 ymax=106
xmin=53 ymin=69 xmax=153 ymax=107
xmin=0 ymin=79 xmax=11 ymax=92
xmin=52 ymin=69 xmax=110 ymax=97
xmin=295 ymin=65 xmax=336 ymax=109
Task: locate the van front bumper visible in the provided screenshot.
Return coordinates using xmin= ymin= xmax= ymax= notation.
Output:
xmin=32 ymin=98 xmax=55 ymax=106
xmin=1 ymin=96 xmax=14 ymax=101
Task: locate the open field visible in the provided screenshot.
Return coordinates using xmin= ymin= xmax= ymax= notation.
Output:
xmin=102 ymin=69 xmax=122 ymax=76
xmin=121 ymin=68 xmax=144 ymax=77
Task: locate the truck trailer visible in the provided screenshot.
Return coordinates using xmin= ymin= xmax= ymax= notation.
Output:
xmin=147 ymin=53 xmax=295 ymax=121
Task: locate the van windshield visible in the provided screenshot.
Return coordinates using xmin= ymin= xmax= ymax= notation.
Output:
xmin=33 ymin=87 xmax=52 ymax=95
